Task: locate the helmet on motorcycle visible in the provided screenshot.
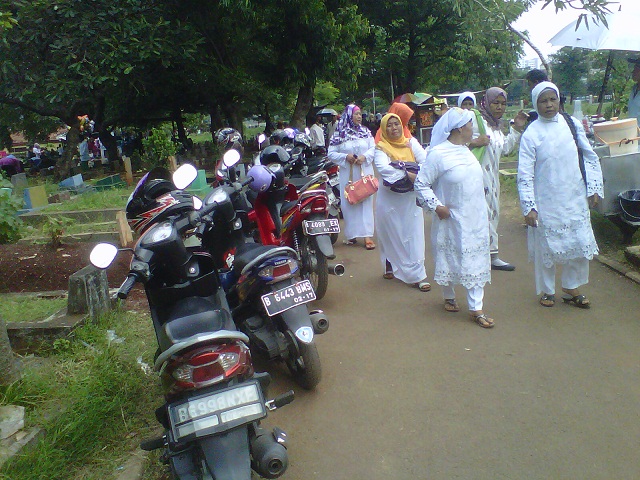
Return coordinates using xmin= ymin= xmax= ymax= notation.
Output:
xmin=269 ymin=129 xmax=288 ymax=145
xmin=294 ymin=132 xmax=312 ymax=149
xmin=259 ymin=145 xmax=289 ymax=166
xmin=126 ymin=168 xmax=193 ymax=235
xmin=214 ymin=128 xmax=244 ymax=154
xmin=267 ymin=163 xmax=286 ymax=189
xmin=246 ymin=164 xmax=273 ymax=193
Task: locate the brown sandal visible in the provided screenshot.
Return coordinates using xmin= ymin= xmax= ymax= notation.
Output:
xmin=414 ymin=280 xmax=431 ymax=292
xmin=539 ymin=293 xmax=555 ymax=307
xmin=365 ymin=239 xmax=376 ymax=250
xmin=444 ymin=299 xmax=460 ymax=312
xmin=470 ymin=313 xmax=495 ymax=328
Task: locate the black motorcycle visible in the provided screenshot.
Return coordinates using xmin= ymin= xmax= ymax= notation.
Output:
xmin=89 ymin=164 xmax=293 ymax=479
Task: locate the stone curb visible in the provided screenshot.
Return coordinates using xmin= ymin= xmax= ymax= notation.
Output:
xmin=595 ymin=254 xmax=640 ymax=285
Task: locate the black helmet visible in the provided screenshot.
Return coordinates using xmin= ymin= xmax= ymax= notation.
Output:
xmin=294 ymin=132 xmax=312 ymax=149
xmin=214 ymin=128 xmax=243 ymax=153
xmin=260 ymin=145 xmax=290 ymax=166
xmin=269 ymin=129 xmax=288 ymax=145
xmin=126 ymin=168 xmax=193 ymax=234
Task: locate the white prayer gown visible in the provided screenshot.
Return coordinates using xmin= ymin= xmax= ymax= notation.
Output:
xmin=374 ymin=137 xmax=427 ymax=284
xmin=518 ymin=114 xmax=604 ymax=267
xmin=328 ymin=137 xmax=376 ymax=240
xmin=473 ymin=118 xmax=521 ymax=253
xmin=414 ymin=141 xmax=491 ymax=289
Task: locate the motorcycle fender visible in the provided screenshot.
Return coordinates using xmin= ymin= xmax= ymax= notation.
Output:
xmin=200 ymin=427 xmax=251 ymax=480
xmin=313 ymin=234 xmax=335 ymax=260
xmin=280 ymin=304 xmax=315 ymax=344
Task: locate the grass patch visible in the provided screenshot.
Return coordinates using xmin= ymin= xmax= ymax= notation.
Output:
xmin=0 ymin=307 xmax=162 ymax=480
xmin=0 ymin=295 xmax=67 ymax=323
xmin=44 ymin=188 xmax=133 ymax=212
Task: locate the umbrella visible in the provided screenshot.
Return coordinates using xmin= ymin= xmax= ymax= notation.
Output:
xmin=549 ymin=10 xmax=640 ymax=51
xmin=548 ymin=7 xmax=640 ymax=115
xmin=317 ymin=108 xmax=337 ymax=116
xmin=393 ymin=92 xmax=433 ymax=105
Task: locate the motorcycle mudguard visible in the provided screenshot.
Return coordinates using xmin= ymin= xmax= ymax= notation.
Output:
xmin=280 ymin=304 xmax=315 ymax=344
xmin=200 ymin=427 xmax=251 ymax=479
xmin=313 ymin=234 xmax=335 ymax=260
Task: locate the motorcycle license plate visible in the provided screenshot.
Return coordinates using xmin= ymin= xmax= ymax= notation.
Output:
xmin=261 ymin=280 xmax=316 ymax=316
xmin=329 ymin=176 xmax=339 ymax=187
xmin=168 ymin=381 xmax=266 ymax=442
xmin=303 ymin=218 xmax=340 ymax=236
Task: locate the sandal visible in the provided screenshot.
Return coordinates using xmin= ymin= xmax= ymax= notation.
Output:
xmin=383 ymin=260 xmax=394 ymax=279
xmin=470 ymin=313 xmax=495 ymax=328
xmin=562 ymin=294 xmax=591 ymax=309
xmin=365 ymin=239 xmax=376 ymax=250
xmin=343 ymin=238 xmax=357 ymax=246
xmin=444 ymin=299 xmax=460 ymax=313
xmin=539 ymin=293 xmax=555 ymax=307
xmin=414 ymin=280 xmax=431 ymax=292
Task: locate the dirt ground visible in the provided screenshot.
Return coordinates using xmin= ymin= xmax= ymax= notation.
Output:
xmin=0 ymin=242 xmax=132 ymax=293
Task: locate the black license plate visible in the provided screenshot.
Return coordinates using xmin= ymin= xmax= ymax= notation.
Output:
xmin=261 ymin=279 xmax=316 ymax=316
xmin=303 ymin=218 xmax=340 ymax=235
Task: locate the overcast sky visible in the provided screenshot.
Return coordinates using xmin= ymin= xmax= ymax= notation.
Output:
xmin=512 ymin=0 xmax=638 ymax=60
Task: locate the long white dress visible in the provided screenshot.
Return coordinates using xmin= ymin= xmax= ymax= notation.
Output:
xmin=517 ymin=114 xmax=603 ymax=267
xmin=414 ymin=141 xmax=491 ymax=289
xmin=374 ymin=137 xmax=427 ymax=284
xmin=473 ymin=118 xmax=521 ymax=254
xmin=328 ymin=137 xmax=376 ymax=240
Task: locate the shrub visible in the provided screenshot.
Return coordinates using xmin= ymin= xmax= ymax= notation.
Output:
xmin=41 ymin=215 xmax=74 ymax=248
xmin=0 ymin=176 xmax=22 ymax=244
xmin=142 ymin=128 xmax=177 ymax=170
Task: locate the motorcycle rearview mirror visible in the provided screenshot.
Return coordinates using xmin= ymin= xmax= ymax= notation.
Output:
xmin=192 ymin=196 xmax=203 ymax=210
xmin=257 ymin=133 xmax=266 ymax=149
xmin=90 ymin=243 xmax=118 ymax=269
xmin=173 ymin=163 xmax=198 ymax=190
xmin=223 ymin=149 xmax=241 ymax=167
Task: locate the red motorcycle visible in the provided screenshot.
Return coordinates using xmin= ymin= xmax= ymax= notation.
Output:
xmin=248 ymin=145 xmax=344 ymax=300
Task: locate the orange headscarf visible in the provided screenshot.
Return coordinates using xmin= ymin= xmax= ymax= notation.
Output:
xmin=375 ymin=103 xmax=414 ymax=142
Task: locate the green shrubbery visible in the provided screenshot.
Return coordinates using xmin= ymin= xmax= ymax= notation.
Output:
xmin=0 ymin=175 xmax=22 ymax=244
xmin=142 ymin=128 xmax=177 ymax=170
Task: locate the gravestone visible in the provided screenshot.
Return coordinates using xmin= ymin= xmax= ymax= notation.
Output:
xmin=186 ymin=169 xmax=211 ymax=198
xmin=67 ymin=265 xmax=111 ymax=318
xmin=22 ymin=185 xmax=48 ymax=210
xmin=10 ymin=173 xmax=28 ymax=197
xmin=58 ymin=174 xmax=85 ymax=193
xmin=94 ymin=174 xmax=125 ymax=191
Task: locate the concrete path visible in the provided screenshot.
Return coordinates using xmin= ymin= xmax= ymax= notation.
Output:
xmin=263 ymin=204 xmax=640 ymax=480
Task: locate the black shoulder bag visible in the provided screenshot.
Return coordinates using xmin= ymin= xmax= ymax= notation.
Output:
xmin=561 ymin=112 xmax=587 ymax=187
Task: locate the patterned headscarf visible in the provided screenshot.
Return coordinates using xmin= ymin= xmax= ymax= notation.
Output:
xmin=329 ymin=104 xmax=372 ymax=146
xmin=375 ymin=113 xmax=415 ymax=163
xmin=479 ymin=87 xmax=507 ymax=129
xmin=457 ymin=91 xmax=477 ymax=108
xmin=430 ymin=107 xmax=474 ymax=147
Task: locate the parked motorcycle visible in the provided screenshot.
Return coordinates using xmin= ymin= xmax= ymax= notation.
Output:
xmin=89 ymin=164 xmax=293 ymax=479
xmin=198 ymin=151 xmax=329 ymax=390
xmin=248 ymin=145 xmax=344 ymax=300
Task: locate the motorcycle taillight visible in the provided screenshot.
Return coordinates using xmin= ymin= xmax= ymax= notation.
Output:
xmin=258 ymin=258 xmax=299 ymax=283
xmin=167 ymin=342 xmax=253 ymax=393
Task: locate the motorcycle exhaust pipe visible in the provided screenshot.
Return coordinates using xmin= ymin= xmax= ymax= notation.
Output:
xmin=251 ymin=428 xmax=289 ymax=479
xmin=309 ymin=309 xmax=329 ymax=334
xmin=327 ymin=262 xmax=345 ymax=276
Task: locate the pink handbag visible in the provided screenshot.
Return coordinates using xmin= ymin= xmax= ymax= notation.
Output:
xmin=344 ymin=163 xmax=378 ymax=205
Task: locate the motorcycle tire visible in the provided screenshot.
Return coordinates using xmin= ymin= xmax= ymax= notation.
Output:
xmin=301 ymin=235 xmax=329 ymax=301
xmin=287 ymin=340 xmax=322 ymax=390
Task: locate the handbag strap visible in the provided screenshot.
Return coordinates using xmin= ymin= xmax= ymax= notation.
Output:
xmin=561 ymin=112 xmax=587 ymax=187
xmin=349 ymin=159 xmax=365 ymax=181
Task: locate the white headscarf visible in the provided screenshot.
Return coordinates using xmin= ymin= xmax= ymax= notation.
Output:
xmin=457 ymin=91 xmax=476 ymax=108
xmin=430 ymin=107 xmax=474 ymax=147
xmin=531 ymin=81 xmax=560 ymax=115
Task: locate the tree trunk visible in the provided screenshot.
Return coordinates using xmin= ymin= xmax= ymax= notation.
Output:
xmin=54 ymin=122 xmax=81 ymax=181
xmin=291 ymin=81 xmax=314 ymax=131
xmin=0 ymin=315 xmax=22 ymax=385
xmin=597 ymin=51 xmax=615 ymax=116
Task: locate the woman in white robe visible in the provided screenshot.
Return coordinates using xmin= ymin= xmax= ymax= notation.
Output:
xmin=373 ymin=112 xmax=429 ymax=290
xmin=476 ymin=88 xmax=527 ymax=271
xmin=328 ymin=104 xmax=376 ymax=249
xmin=518 ymin=81 xmax=603 ymax=308
xmin=415 ymin=107 xmax=494 ymax=328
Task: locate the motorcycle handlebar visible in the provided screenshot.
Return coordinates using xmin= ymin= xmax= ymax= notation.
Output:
xmin=117 ymin=273 xmax=138 ymax=299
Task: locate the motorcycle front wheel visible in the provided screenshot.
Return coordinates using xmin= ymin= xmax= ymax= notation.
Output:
xmin=287 ymin=339 xmax=321 ymax=390
xmin=301 ymin=235 xmax=329 ymax=300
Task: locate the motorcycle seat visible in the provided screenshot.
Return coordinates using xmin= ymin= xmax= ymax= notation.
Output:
xmin=280 ymin=200 xmax=299 ymax=217
xmin=234 ymin=243 xmax=298 ymax=275
xmin=287 ymin=176 xmax=311 ymax=189
xmin=164 ymin=297 xmax=235 ymax=345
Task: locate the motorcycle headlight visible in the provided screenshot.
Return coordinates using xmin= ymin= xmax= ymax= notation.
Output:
xmin=141 ymin=221 xmax=174 ymax=246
